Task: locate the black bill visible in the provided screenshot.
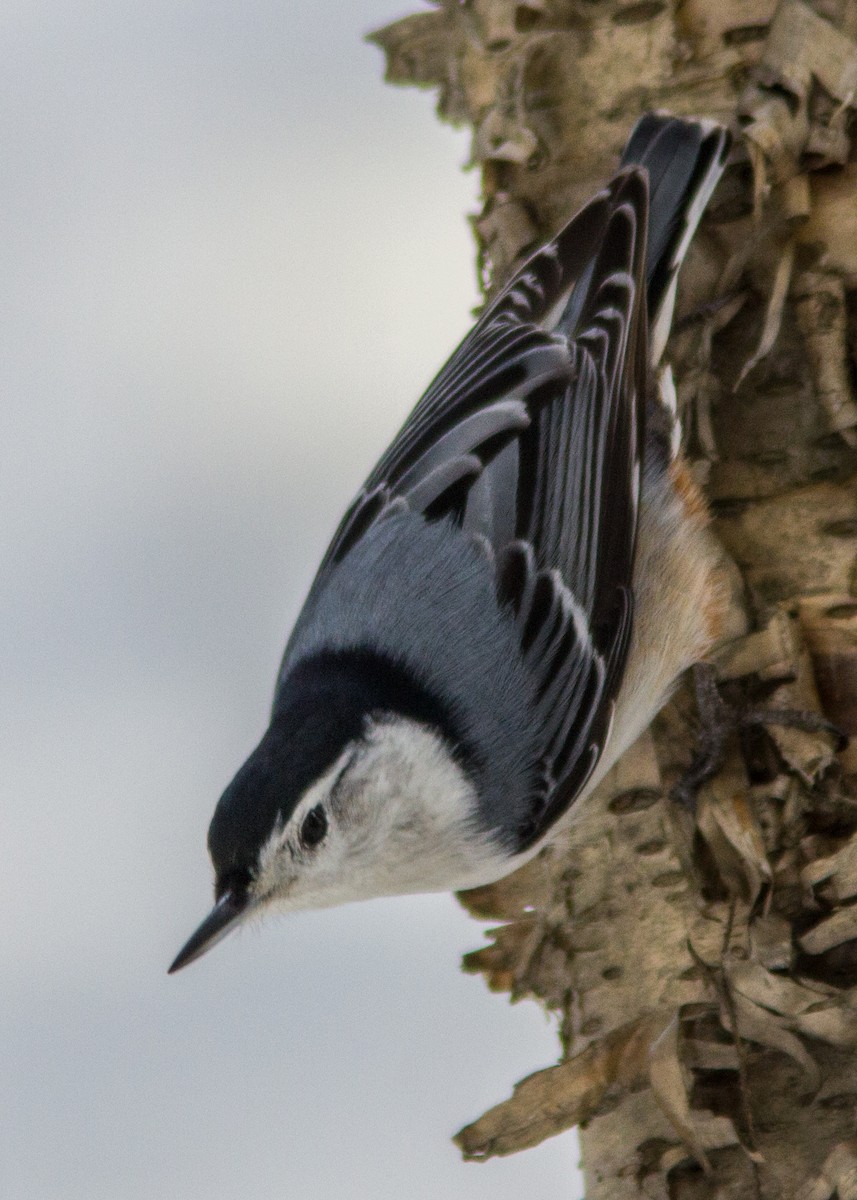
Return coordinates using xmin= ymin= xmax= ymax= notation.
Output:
xmin=168 ymin=888 xmax=253 ymax=974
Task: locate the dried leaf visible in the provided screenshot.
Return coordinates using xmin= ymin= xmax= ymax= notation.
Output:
xmin=656 ymin=1114 xmax=744 ymax=1174
xmin=461 ymin=919 xmax=540 ymax=993
xmin=794 ymin=1004 xmax=857 ymax=1049
xmin=802 ymin=835 xmax=857 ymax=903
xmin=798 ymin=165 xmax=857 ymax=285
xmin=750 ymin=912 xmax=794 ymax=970
xmin=734 ymin=237 xmax=795 ymax=389
xmin=679 ymin=0 xmax=776 ymax=65
xmin=470 ymin=0 xmax=521 ymax=48
xmin=649 ymin=1013 xmax=712 ymax=1171
xmin=726 ymin=959 xmax=820 ymax=1018
xmin=725 ymin=961 xmax=857 ymax=1046
xmin=474 ymin=111 xmax=539 ymax=165
xmin=687 ymin=905 xmax=732 ymax=969
xmin=713 ymin=610 xmax=800 ymax=681
xmin=799 ymin=597 xmax=857 ymax=762
xmin=368 ymin=10 xmax=451 ymax=87
xmin=800 ymin=907 xmax=857 ymax=956
xmin=805 ymin=111 xmax=852 ymax=169
xmin=793 ymin=272 xmax=857 ymax=439
xmin=760 ymin=0 xmax=857 ymax=104
xmin=797 ymin=1141 xmax=857 ymax=1200
xmin=742 ymin=96 xmax=805 ymax=192
xmin=764 ymin=718 xmax=839 ymax=788
xmin=696 ymin=777 xmax=772 ymax=903
xmin=798 ymin=1169 xmax=839 ymax=1200
xmin=683 ymin=1038 xmax=741 ymax=1071
xmin=781 ymin=172 xmax=812 ymax=221
xmin=828 ymin=1145 xmax=857 ymax=1200
xmin=454 ymin=1010 xmax=674 ymax=1160
xmin=725 ymin=990 xmax=820 ymax=1090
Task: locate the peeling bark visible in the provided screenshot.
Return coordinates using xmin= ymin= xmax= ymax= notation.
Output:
xmin=371 ymin=2 xmax=857 ymax=1195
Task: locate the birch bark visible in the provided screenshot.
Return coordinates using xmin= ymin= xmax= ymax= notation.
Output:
xmin=371 ymin=3 xmax=857 ymax=1195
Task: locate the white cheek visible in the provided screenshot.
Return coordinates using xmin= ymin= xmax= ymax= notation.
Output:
xmin=251 ymin=719 xmax=513 ymax=911
xmin=251 ymin=748 xmax=355 ymax=905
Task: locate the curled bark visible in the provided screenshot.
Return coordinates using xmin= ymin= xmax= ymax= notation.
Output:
xmin=372 ymin=2 xmax=857 ymax=1195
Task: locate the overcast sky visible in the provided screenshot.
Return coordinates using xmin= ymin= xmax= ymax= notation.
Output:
xmin=2 ymin=3 xmax=584 ymax=1199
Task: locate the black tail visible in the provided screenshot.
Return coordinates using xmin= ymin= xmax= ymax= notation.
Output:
xmin=620 ymin=113 xmax=730 ymax=360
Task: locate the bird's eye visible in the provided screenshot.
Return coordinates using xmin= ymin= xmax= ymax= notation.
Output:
xmin=300 ymin=805 xmax=328 ymax=849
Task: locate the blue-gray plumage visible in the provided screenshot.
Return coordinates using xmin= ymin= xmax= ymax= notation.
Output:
xmin=170 ymin=113 xmax=731 ymax=974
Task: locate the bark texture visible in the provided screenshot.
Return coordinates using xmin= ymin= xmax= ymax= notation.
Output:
xmin=371 ymin=2 xmax=857 ymax=1196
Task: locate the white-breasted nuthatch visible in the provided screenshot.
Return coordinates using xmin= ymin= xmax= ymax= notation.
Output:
xmin=170 ymin=113 xmax=731 ymax=974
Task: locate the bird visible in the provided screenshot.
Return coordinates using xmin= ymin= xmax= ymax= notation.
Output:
xmin=169 ymin=112 xmax=731 ymax=975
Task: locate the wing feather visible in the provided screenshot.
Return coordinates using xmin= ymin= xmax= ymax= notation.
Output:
xmin=497 ymin=177 xmax=648 ymax=844
xmin=311 ymin=169 xmax=649 ymax=850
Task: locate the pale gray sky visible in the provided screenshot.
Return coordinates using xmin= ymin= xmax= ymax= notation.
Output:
xmin=2 ymin=3 xmax=583 ymax=1197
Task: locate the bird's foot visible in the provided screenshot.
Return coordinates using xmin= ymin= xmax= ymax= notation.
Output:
xmin=671 ymin=663 xmax=847 ymax=812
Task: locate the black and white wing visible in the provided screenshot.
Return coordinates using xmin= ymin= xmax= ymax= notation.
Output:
xmin=304 ymin=169 xmax=649 ymax=846
xmin=494 ymin=176 xmax=648 ymax=845
xmin=621 ymin=112 xmax=730 ymax=361
xmin=319 ymin=172 xmax=644 ymax=571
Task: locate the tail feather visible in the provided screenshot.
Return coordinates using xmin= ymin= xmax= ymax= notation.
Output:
xmin=620 ymin=113 xmax=731 ymax=362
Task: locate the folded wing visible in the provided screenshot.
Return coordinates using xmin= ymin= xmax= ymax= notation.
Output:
xmin=307 ymin=170 xmax=650 ymax=847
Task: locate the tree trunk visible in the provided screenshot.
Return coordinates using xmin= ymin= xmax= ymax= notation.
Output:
xmin=370 ymin=1 xmax=857 ymax=1196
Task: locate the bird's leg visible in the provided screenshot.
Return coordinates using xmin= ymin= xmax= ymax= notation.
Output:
xmin=737 ymin=706 xmax=847 ymax=748
xmin=671 ymin=664 xmax=736 ymax=811
xmin=670 ymin=664 xmax=847 ymax=812
xmin=671 ymin=289 xmax=746 ymax=335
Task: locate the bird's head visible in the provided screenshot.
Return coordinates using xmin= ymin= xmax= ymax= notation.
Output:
xmin=169 ymin=651 xmax=489 ymax=973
